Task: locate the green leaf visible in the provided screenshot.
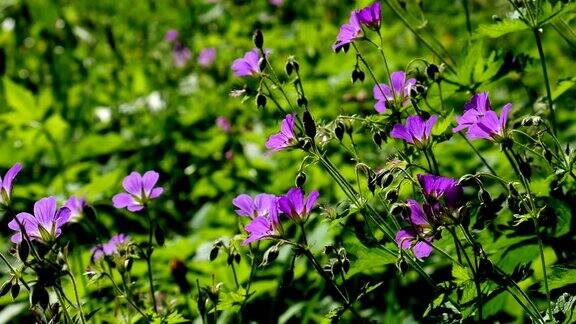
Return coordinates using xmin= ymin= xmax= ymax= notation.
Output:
xmin=545 ymin=267 xmax=576 ymax=292
xmin=432 ymin=109 xmax=454 ymax=136
xmin=474 ymin=19 xmax=529 ymax=39
xmin=344 ymin=236 xmax=396 ymax=277
xmin=217 ymin=288 xmax=246 ymax=313
xmin=452 ymin=263 xmax=472 ymax=286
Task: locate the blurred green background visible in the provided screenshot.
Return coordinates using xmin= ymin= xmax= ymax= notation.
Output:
xmin=0 ymin=0 xmax=575 ymax=322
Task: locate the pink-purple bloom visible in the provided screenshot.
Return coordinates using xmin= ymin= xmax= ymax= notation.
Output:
xmin=395 ymin=199 xmax=434 ymax=259
xmin=417 ymin=174 xmax=462 ymax=209
xmin=165 ymin=29 xmax=179 ymax=42
xmin=215 ymin=117 xmax=232 ymax=133
xmin=8 ymin=196 xmax=71 ymax=244
xmin=333 ymin=11 xmax=362 ymax=52
xmin=173 ymin=42 xmax=192 ymax=67
xmin=113 ymin=171 xmax=164 ymax=212
xmin=198 ymin=48 xmax=217 ymax=67
xmin=356 ymin=2 xmax=381 ymax=30
xmin=233 ymin=193 xmax=279 ymax=245
xmin=65 ymin=195 xmax=87 ymax=222
xmin=91 ymin=233 xmax=131 ymax=261
xmin=277 ymin=187 xmax=319 ymax=223
xmin=453 ymin=92 xmax=512 ymax=142
xmin=391 ymin=115 xmax=437 ymax=148
xmin=0 ymin=163 xmax=22 ymax=207
xmin=373 ymin=71 xmax=416 ymax=113
xmin=231 ymin=48 xmax=269 ymax=77
xmin=266 ymin=114 xmax=297 ymax=152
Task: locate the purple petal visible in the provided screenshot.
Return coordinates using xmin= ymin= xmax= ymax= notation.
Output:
xmin=149 ymin=187 xmax=163 ymax=199
xmin=127 ymin=204 xmax=144 ymax=212
xmin=286 ymin=187 xmax=305 ymax=215
xmin=34 ymin=197 xmax=57 ymax=229
xmin=407 ymin=199 xmax=428 ymax=226
xmin=374 ymin=100 xmax=387 ymax=114
xmin=1 ymin=162 xmax=22 ymax=194
xmin=413 ymin=240 xmax=433 ymax=259
xmin=390 ymin=124 xmax=413 ymax=144
xmin=55 ymin=207 xmax=71 ymax=228
xmin=277 ymin=196 xmax=292 ymax=216
xmin=233 ymin=194 xmax=255 ymax=217
xmin=395 ymin=229 xmax=415 ymax=250
xmin=8 ymin=212 xmax=36 ymax=230
xmin=142 ymin=171 xmax=160 ymax=194
xmin=390 ymin=71 xmax=406 ymax=95
xmin=500 ymin=103 xmax=512 ymax=130
xmin=373 ymin=83 xmax=393 ymax=101
xmin=305 ymin=191 xmax=319 ymax=214
xmin=113 ymin=193 xmax=135 ymax=209
xmin=122 ymin=172 xmax=143 ymax=196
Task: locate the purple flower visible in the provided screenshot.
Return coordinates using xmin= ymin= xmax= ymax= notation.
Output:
xmin=390 ymin=114 xmax=437 ymax=147
xmin=165 ymin=29 xmax=179 ymax=42
xmin=269 ymin=0 xmax=284 ymax=6
xmin=333 ymin=11 xmax=362 ymax=52
xmin=373 ymin=71 xmax=416 ymax=113
xmin=92 ymin=233 xmax=131 ymax=261
xmin=466 ymin=104 xmax=511 ymax=142
xmin=357 ymin=2 xmax=381 ymax=30
xmin=395 ymin=199 xmax=434 ymax=259
xmin=215 ymin=117 xmax=232 ymax=133
xmin=113 ymin=171 xmax=164 ymax=212
xmin=266 ymin=114 xmax=297 ymax=152
xmin=0 ymin=163 xmax=22 ymax=207
xmin=277 ymin=187 xmax=319 ymax=223
xmin=173 ymin=42 xmax=192 ymax=67
xmin=198 ymin=48 xmax=217 ymax=67
xmin=233 ymin=193 xmax=278 ymax=220
xmin=243 ymin=216 xmax=278 ymax=245
xmin=417 ymin=174 xmax=462 ymax=208
xmin=231 ymin=48 xmax=270 ymax=77
xmin=8 ymin=196 xmax=71 ymax=244
xmin=453 ymin=92 xmax=492 ymax=133
xmin=64 ymin=195 xmax=87 ymax=222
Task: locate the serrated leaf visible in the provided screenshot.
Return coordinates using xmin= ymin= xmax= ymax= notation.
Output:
xmin=452 ymin=263 xmax=472 ymax=286
xmin=545 ymin=267 xmax=576 ymax=292
xmin=474 ymin=19 xmax=528 ymax=39
xmin=344 ymin=236 xmax=396 ymax=277
xmin=432 ymin=110 xmax=454 ymax=136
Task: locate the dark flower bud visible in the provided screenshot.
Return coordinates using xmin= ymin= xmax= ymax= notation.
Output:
xmin=385 ymin=189 xmax=398 ymax=203
xmin=302 ymin=110 xmax=316 ymax=139
xmin=478 ymin=257 xmax=494 ymax=278
xmin=335 ymin=122 xmax=345 ymax=141
xmin=345 ymin=121 xmax=353 ymax=136
xmin=378 ymin=130 xmax=387 ymax=143
xmin=415 ymin=84 xmax=428 ymax=97
xmin=478 ymin=189 xmax=492 ymax=205
xmin=390 ymin=203 xmax=409 ymax=219
xmin=0 ymin=281 xmax=11 ymax=297
xmin=351 ymin=69 xmax=360 ymax=83
xmin=258 ymin=57 xmax=267 ymax=72
xmin=261 ymin=244 xmax=280 ymax=266
xmin=292 ymin=61 xmax=299 ymax=73
xmin=154 ymin=224 xmax=165 ymax=246
xmin=227 ymin=253 xmax=234 ymax=265
xmin=367 ymin=173 xmax=376 ymax=194
xmin=373 ymin=132 xmax=382 ymax=147
xmin=324 ymin=245 xmax=337 ymax=256
xmin=458 ymin=174 xmax=476 ymax=186
xmin=358 ymin=70 xmax=365 ymax=82
xmin=379 ymin=172 xmax=394 ymax=188
xmin=124 ymin=258 xmax=133 ymax=272
xmin=295 ymin=172 xmax=306 ymax=188
xmin=11 ymin=283 xmax=20 ymax=299
xmin=18 ymin=241 xmax=29 ymax=262
xmin=342 ymin=258 xmax=350 ymax=274
xmin=543 ymin=147 xmax=553 ymax=163
xmin=234 ymin=251 xmax=241 ymax=264
xmin=342 ymin=43 xmax=350 ymax=53
xmin=396 ymin=257 xmax=408 ymax=275
xmin=256 ymin=93 xmax=267 ymax=108
xmin=253 ymin=29 xmax=264 ymax=49
xmin=210 ymin=245 xmax=220 ymax=261
xmin=285 ymin=61 xmax=294 ymax=75
xmin=31 ymin=285 xmax=49 ymax=309
xmin=426 ymin=64 xmax=440 ymax=81
xmin=410 ymin=87 xmax=419 ymax=98
xmin=297 ymin=96 xmax=308 ymax=107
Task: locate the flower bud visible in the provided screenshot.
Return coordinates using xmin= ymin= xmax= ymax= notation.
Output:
xmin=11 ymin=283 xmax=20 ymax=299
xmin=0 ymin=281 xmax=11 ymax=297
xmin=154 ymin=224 xmax=165 ymax=246
xmin=478 ymin=188 xmax=492 ymax=205
xmin=373 ymin=132 xmax=382 ymax=147
xmin=261 ymin=244 xmax=280 ymax=266
xmin=124 ymin=258 xmax=133 ymax=272
xmin=426 ymin=64 xmax=440 ymax=81
xmin=302 ymin=110 xmax=316 ymax=139
xmin=324 ymin=245 xmax=337 ymax=256
xmin=285 ymin=61 xmax=293 ymax=75
xmin=18 ymin=241 xmax=29 ymax=262
xmin=385 ymin=189 xmax=398 ymax=203
xmin=543 ymin=147 xmax=553 ymax=164
xmin=396 ymin=257 xmax=408 ymax=275
xmin=258 ymin=57 xmax=267 ymax=72
xmin=210 ymin=245 xmax=220 ymax=262
xmin=358 ymin=70 xmax=365 ymax=82
xmin=390 ymin=203 xmax=409 ymax=219
xmin=378 ymin=172 xmax=394 ymax=188
xmin=297 ymin=96 xmax=308 ymax=107
xmin=295 ymin=172 xmax=306 ymax=188
xmin=342 ymin=258 xmax=350 ymax=273
xmin=256 ymin=93 xmax=267 ymax=108
xmin=292 ymin=61 xmax=299 ymax=73
xmin=31 ymin=284 xmax=49 ymax=309
xmin=334 ymin=122 xmax=345 ymax=141
xmin=253 ymin=29 xmax=264 ymax=49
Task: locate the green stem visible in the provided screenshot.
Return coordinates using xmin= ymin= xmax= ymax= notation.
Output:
xmin=533 ymin=28 xmax=556 ymax=134
xmin=55 ymin=286 xmax=73 ymax=324
xmin=145 ymin=212 xmax=158 ymax=314
xmin=459 ymin=133 xmax=498 ymax=177
xmin=0 ymin=252 xmax=30 ymax=290
xmin=230 ymin=259 xmax=240 ymax=290
xmin=67 ymin=272 xmax=86 ymax=324
xmin=462 ymin=0 xmax=472 ymax=36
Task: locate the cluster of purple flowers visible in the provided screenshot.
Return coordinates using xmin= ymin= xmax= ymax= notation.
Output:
xmin=453 ymin=92 xmax=512 ymax=142
xmin=233 ymin=187 xmax=319 ymax=245
xmin=91 ymin=233 xmax=131 ymax=261
xmin=165 ymin=29 xmax=192 ymax=67
xmin=373 ymin=71 xmax=416 ymax=114
xmin=333 ymin=2 xmax=382 ymax=52
xmin=396 ymin=174 xmax=462 ymax=259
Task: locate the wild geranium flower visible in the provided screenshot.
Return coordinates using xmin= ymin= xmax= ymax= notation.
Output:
xmin=466 ymin=104 xmax=511 ymax=142
xmin=278 ymin=187 xmax=319 ymax=224
xmin=356 ymin=2 xmax=381 ymax=30
xmin=165 ymin=29 xmax=179 ymax=42
xmin=215 ymin=116 xmax=232 ymax=133
xmin=390 ymin=114 xmax=437 ymax=148
xmin=0 ymin=163 xmax=22 ymax=207
xmin=417 ymin=174 xmax=462 ymax=209
xmin=333 ymin=11 xmax=362 ymax=52
xmin=8 ymin=196 xmax=71 ymax=244
xmin=92 ymin=233 xmax=130 ymax=261
xmin=233 ymin=193 xmax=278 ymax=219
xmin=233 ymin=193 xmax=280 ymax=245
xmin=65 ymin=195 xmax=87 ymax=222
xmin=198 ymin=48 xmax=216 ymax=67
xmin=266 ymin=114 xmax=298 ymax=152
xmin=113 ymin=171 xmax=164 ymax=212
xmin=373 ymin=71 xmax=416 ymax=113
xmin=173 ymin=42 xmax=192 ymax=67
xmin=395 ymin=199 xmax=434 ymax=259
xmin=453 ymin=92 xmax=492 ymax=133
xmin=231 ymin=48 xmax=270 ymax=77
